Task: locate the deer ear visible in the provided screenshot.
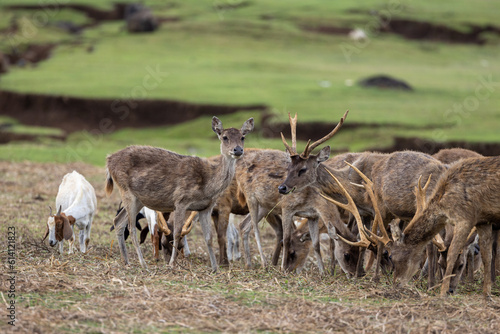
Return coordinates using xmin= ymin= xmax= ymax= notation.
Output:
xmin=62 ymin=217 xmax=74 ymax=241
xmin=212 ymin=116 xmax=223 ymax=136
xmin=329 ymin=225 xmax=339 ymax=241
xmin=390 ymin=220 xmax=404 ymax=244
xmin=241 ymin=117 xmax=254 ymax=135
xmin=317 ymin=146 xmax=331 ymax=163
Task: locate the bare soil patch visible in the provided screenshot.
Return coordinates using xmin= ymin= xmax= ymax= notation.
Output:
xmin=1 ymin=160 xmax=500 ymax=333
xmin=0 ymin=90 xmax=266 ymax=134
xmin=305 ymin=17 xmax=500 ymax=44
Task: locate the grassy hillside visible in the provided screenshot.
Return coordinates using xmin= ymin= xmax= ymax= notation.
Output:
xmin=0 ymin=0 xmax=499 ymax=165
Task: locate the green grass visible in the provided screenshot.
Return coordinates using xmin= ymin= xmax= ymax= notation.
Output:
xmin=0 ymin=0 xmax=499 ymax=165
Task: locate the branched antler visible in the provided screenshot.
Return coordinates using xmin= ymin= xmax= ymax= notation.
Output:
xmin=344 ymin=161 xmax=392 ymax=246
xmin=181 ymin=211 xmax=196 ymax=237
xmin=404 ymin=174 xmax=432 ymax=234
xmin=301 ymin=110 xmax=349 ymax=158
xmin=320 ymin=168 xmax=373 ymax=249
xmin=156 ymin=211 xmax=172 ymax=235
xmin=281 ymin=113 xmax=298 ymax=155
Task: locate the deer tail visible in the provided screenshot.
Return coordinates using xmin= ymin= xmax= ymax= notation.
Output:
xmin=105 ymin=168 xmax=114 ymax=197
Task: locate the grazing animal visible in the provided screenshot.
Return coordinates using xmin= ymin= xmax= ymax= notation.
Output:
xmin=43 ymin=171 xmax=97 ymax=254
xmin=389 ymin=156 xmax=500 ymax=297
xmin=105 ymin=116 xmax=254 ymax=270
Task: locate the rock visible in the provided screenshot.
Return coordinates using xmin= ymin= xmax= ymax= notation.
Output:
xmin=358 ymin=75 xmax=413 ymax=91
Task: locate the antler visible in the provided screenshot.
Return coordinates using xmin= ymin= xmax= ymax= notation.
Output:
xmin=344 ymin=161 xmax=392 ymax=246
xmin=403 ymin=174 xmax=432 ymax=234
xmin=156 ymin=211 xmax=172 ymax=235
xmin=281 ymin=113 xmax=298 ymax=155
xmin=320 ymin=168 xmax=373 ymax=249
xmin=432 ymin=233 xmax=446 ymax=252
xmin=181 ymin=211 xmax=197 ymax=237
xmin=301 ymin=110 xmax=349 ymax=158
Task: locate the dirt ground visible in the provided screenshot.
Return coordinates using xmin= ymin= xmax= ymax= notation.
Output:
xmin=1 ymin=160 xmax=500 ymax=333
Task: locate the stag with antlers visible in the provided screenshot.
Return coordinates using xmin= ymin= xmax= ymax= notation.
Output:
xmin=389 ymin=156 xmax=500 ymax=298
xmin=279 ymin=111 xmax=451 ymax=279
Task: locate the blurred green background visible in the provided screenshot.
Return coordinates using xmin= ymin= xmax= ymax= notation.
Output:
xmin=0 ymin=0 xmax=499 ymax=166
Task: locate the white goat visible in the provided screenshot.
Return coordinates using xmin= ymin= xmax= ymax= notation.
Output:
xmin=43 ymin=171 xmax=97 ymax=254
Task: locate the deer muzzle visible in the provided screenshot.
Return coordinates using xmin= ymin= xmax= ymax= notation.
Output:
xmin=232 ymin=146 xmax=244 ymax=157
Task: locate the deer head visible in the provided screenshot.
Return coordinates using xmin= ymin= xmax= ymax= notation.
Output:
xmin=278 ymin=111 xmax=348 ymax=194
xmin=212 ymin=116 xmax=254 ymax=159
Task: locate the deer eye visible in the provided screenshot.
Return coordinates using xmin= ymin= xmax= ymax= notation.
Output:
xmin=289 ymin=250 xmax=296 ymax=258
xmin=458 ymin=264 xmax=464 ymax=270
xmin=298 ymin=168 xmax=307 ymax=176
xmin=344 ymin=253 xmax=350 ymax=261
xmin=241 ymin=137 xmax=245 ymax=141
xmin=223 ymin=136 xmax=228 ymax=141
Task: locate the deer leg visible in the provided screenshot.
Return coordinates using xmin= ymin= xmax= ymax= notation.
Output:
xmin=198 ymin=208 xmax=219 ymax=273
xmin=239 ymin=213 xmax=253 ymax=268
xmin=214 ymin=211 xmax=229 ymax=266
xmin=491 ymin=229 xmax=498 ymax=285
xmin=126 ymin=201 xmax=147 ymax=269
xmin=441 ymin=223 xmax=471 ymax=297
xmin=371 ymin=242 xmax=384 ymax=282
xmin=183 ymin=235 xmax=191 ymax=258
xmin=281 ymin=211 xmax=295 ymax=272
xmin=308 ymin=218 xmax=325 ymax=275
xmin=169 ymin=208 xmax=187 ymax=268
xmin=249 ymin=204 xmax=267 ymax=268
xmin=329 ymin=237 xmax=336 ymax=275
xmin=477 ymin=224 xmax=493 ymax=299
xmin=114 ymin=207 xmax=130 ymax=265
xmin=266 ymin=214 xmax=283 ymax=266
xmin=427 ymin=242 xmax=437 ymax=289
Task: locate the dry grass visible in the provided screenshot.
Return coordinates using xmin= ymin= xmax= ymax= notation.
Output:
xmin=1 ymin=160 xmax=500 ymax=333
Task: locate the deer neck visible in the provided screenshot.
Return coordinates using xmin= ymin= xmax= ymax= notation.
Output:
xmin=207 ymin=154 xmax=237 ymax=197
xmin=403 ymin=201 xmax=448 ymax=247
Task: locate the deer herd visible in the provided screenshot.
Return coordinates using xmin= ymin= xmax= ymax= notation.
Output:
xmin=44 ymin=113 xmax=500 ymax=299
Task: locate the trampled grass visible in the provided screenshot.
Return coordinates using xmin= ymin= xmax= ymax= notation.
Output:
xmin=1 ymin=160 xmax=500 ymax=333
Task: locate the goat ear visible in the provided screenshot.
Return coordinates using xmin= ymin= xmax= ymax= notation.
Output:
xmin=212 ymin=116 xmax=223 ymax=136
xmin=62 ymin=217 xmax=74 ymax=241
xmin=241 ymin=117 xmax=254 ymax=135
xmin=390 ymin=220 xmax=404 ymax=245
xmin=140 ymin=226 xmax=149 ymax=244
xmin=316 ymin=146 xmax=331 ymax=163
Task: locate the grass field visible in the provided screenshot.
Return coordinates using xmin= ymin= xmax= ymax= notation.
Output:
xmin=1 ymin=0 xmax=499 ymax=165
xmin=2 ymin=160 xmax=500 ymax=333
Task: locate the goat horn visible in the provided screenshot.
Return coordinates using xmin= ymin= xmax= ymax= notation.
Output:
xmin=57 ymin=205 xmax=62 ymax=216
xmin=48 ymin=205 xmax=53 ymax=216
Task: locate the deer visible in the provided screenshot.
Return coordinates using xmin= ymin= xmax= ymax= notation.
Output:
xmin=234 ymin=147 xmax=356 ymax=275
xmin=388 ymin=156 xmax=500 ymax=298
xmin=427 ymin=148 xmax=485 ymax=290
xmin=278 ymin=111 xmax=449 ymax=280
xmin=105 ymin=116 xmax=254 ymax=271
